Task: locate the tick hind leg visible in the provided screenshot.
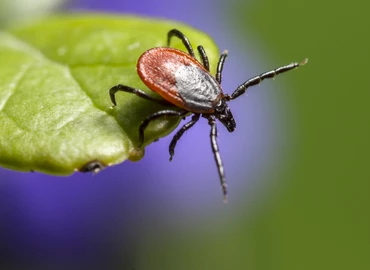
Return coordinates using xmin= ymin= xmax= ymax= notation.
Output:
xmin=139 ymin=110 xmax=188 ymax=147
xmin=227 ymin=58 xmax=308 ymax=100
xmin=169 ymin=114 xmax=200 ymax=161
xmin=167 ymin=29 xmax=195 ymax=57
xmin=109 ymin=84 xmax=171 ymax=107
xmin=206 ymin=115 xmax=228 ymax=203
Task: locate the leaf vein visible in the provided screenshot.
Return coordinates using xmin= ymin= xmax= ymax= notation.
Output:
xmin=0 ymin=64 xmax=31 ymax=111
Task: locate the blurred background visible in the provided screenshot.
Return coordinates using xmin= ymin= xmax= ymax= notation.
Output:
xmin=1 ymin=0 xmax=369 ymax=269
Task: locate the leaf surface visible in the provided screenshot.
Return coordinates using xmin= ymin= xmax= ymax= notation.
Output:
xmin=0 ymin=14 xmax=219 ymax=174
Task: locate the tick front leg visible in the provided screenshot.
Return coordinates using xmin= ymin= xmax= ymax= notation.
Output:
xmin=207 ymin=115 xmax=228 ymax=203
xmin=169 ymin=114 xmax=200 ymax=161
xmin=216 ymin=50 xmax=228 ymax=84
xmin=109 ymin=84 xmax=171 ymax=107
xmin=139 ymin=110 xmax=188 ymax=147
xmin=229 ymin=58 xmax=308 ymax=100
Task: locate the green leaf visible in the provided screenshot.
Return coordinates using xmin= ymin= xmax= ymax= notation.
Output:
xmin=0 ymin=14 xmax=219 ymax=174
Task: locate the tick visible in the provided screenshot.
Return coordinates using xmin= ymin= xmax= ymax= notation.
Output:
xmin=109 ymin=29 xmax=307 ymax=202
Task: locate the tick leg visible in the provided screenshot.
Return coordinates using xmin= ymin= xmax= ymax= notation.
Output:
xmin=197 ymin=45 xmax=210 ymax=71
xmin=169 ymin=114 xmax=200 ymax=161
xmin=216 ymin=50 xmax=228 ymax=84
xmin=109 ymin=84 xmax=171 ymax=107
xmin=207 ymin=115 xmax=228 ymax=203
xmin=227 ymin=58 xmax=308 ymax=100
xmin=139 ymin=110 xmax=188 ymax=147
xmin=167 ymin=29 xmax=195 ymax=57
xmin=79 ymin=160 xmax=105 ymax=174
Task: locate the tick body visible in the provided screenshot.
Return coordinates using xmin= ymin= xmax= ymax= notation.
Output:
xmin=138 ymin=48 xmax=223 ymax=114
xmin=109 ymin=29 xmax=307 ymax=202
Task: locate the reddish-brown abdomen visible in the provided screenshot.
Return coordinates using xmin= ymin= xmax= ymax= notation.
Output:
xmin=137 ymin=47 xmax=222 ymax=113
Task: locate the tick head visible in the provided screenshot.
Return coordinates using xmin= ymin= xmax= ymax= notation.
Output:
xmin=214 ymin=98 xmax=236 ymax=132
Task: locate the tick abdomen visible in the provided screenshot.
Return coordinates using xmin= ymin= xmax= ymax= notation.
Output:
xmin=137 ymin=47 xmax=223 ymax=113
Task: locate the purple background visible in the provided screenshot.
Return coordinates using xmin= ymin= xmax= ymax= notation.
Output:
xmin=0 ymin=0 xmax=290 ymax=268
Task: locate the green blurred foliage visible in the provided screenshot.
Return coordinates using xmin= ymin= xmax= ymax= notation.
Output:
xmin=230 ymin=0 xmax=370 ymax=269
xmin=0 ymin=0 xmax=65 ymax=27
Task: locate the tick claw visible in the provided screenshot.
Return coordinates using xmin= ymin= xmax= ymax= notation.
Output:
xmin=79 ymin=160 xmax=105 ymax=174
